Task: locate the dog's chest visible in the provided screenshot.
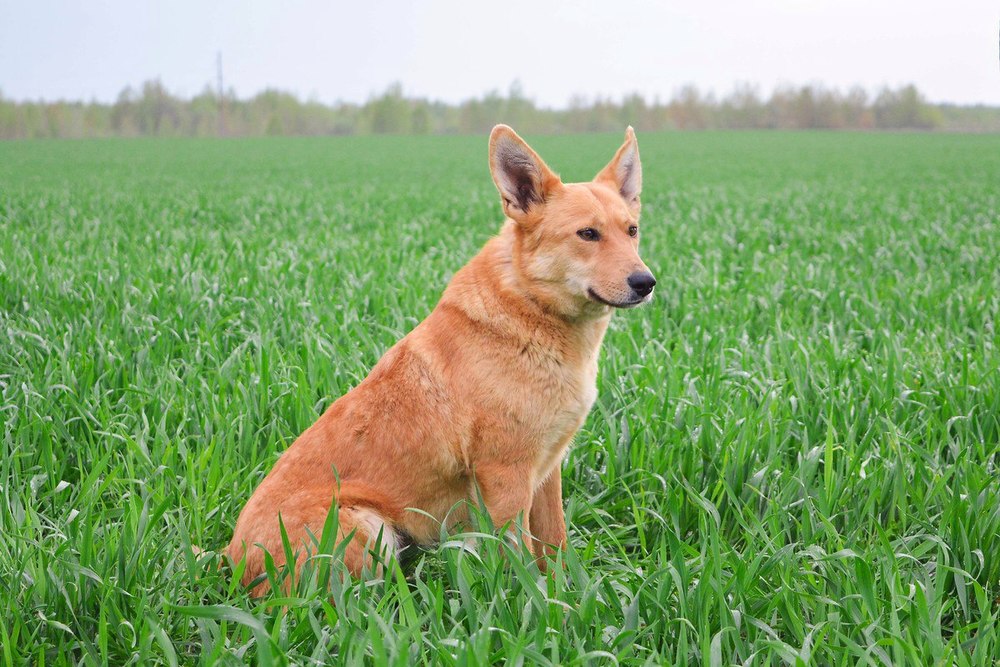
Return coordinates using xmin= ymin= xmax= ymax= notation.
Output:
xmin=511 ymin=339 xmax=599 ymax=458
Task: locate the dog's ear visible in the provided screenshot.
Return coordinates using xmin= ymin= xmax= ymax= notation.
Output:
xmin=595 ymin=126 xmax=642 ymax=211
xmin=489 ymin=125 xmax=561 ymax=221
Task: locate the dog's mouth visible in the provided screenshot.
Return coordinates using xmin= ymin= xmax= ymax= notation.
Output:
xmin=586 ymin=288 xmax=648 ymax=309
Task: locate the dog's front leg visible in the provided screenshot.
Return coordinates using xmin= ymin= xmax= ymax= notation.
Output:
xmin=473 ymin=463 xmax=535 ymax=552
xmin=528 ymin=470 xmax=566 ymax=565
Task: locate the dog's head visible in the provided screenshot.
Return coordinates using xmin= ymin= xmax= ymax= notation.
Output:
xmin=489 ymin=125 xmax=655 ymax=319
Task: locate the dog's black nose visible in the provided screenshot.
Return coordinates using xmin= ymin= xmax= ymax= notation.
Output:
xmin=627 ymin=271 xmax=656 ymax=297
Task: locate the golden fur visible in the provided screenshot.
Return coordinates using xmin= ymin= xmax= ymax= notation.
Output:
xmin=226 ymin=125 xmax=654 ymax=594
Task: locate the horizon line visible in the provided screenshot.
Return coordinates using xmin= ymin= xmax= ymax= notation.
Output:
xmin=3 ymin=79 xmax=1000 ymax=111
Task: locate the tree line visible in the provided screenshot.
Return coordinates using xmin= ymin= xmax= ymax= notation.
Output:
xmin=2 ymin=80 xmax=998 ymax=139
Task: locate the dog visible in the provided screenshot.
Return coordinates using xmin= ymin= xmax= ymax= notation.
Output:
xmin=226 ymin=125 xmax=655 ymax=594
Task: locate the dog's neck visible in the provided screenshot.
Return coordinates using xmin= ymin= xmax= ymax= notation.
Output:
xmin=439 ymin=225 xmax=612 ymax=362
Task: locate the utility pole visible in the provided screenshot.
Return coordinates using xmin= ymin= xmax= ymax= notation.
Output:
xmin=217 ymin=51 xmax=225 ymax=137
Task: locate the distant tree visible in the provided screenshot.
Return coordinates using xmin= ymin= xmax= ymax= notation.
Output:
xmin=842 ymin=86 xmax=874 ymax=129
xmin=669 ymin=85 xmax=712 ymax=129
xmin=188 ymin=87 xmax=219 ymax=137
xmin=365 ymin=83 xmax=411 ymax=134
xmin=620 ymin=93 xmax=648 ymax=131
xmin=411 ymin=101 xmax=432 ymax=134
xmin=720 ymin=83 xmax=766 ymax=128
xmin=503 ymin=80 xmax=536 ymax=130
xmin=874 ymin=85 xmax=942 ymax=129
xmin=110 ymin=86 xmax=139 ymax=137
xmin=134 ymin=80 xmax=181 ymax=135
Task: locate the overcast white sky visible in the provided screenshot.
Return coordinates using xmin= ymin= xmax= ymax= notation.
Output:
xmin=2 ymin=0 xmax=998 ymax=106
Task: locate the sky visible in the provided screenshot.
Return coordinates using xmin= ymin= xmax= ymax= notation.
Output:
xmin=1 ymin=0 xmax=998 ymax=107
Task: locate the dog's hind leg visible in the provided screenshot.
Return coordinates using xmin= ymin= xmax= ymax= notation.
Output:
xmin=226 ymin=486 xmax=403 ymax=596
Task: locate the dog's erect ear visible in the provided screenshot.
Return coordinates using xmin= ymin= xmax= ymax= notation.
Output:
xmin=595 ymin=126 xmax=642 ymax=210
xmin=489 ymin=125 xmax=561 ymax=221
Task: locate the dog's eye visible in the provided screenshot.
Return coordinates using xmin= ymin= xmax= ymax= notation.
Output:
xmin=628 ymin=225 xmax=639 ymax=237
xmin=577 ymin=228 xmax=600 ymax=241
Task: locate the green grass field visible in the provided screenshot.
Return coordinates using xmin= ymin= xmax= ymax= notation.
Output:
xmin=2 ymin=131 xmax=999 ymax=665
